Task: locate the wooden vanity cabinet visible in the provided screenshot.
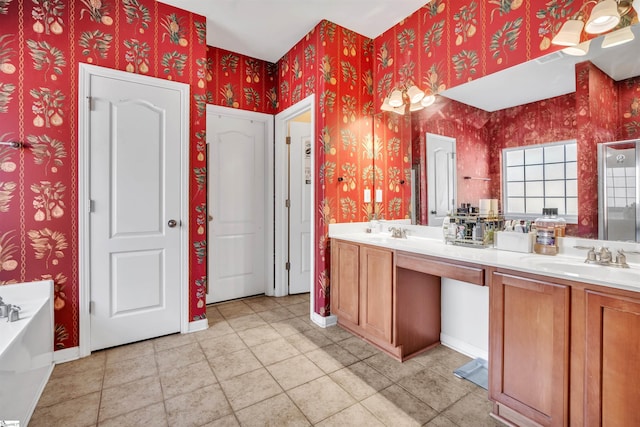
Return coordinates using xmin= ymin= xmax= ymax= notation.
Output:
xmin=489 ymin=270 xmax=570 ymax=427
xmin=330 ymin=240 xmax=360 ymax=326
xmin=330 ymin=239 xmax=396 ymax=354
xmin=584 ymin=290 xmax=640 ymax=426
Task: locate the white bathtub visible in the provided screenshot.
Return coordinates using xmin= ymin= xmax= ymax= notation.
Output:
xmin=0 ymin=280 xmax=54 ymax=425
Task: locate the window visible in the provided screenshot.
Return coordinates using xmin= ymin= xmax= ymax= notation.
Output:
xmin=502 ymin=140 xmax=577 ymax=223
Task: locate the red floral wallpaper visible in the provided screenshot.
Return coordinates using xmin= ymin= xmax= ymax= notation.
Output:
xmin=619 ymin=75 xmax=640 ymax=140
xmin=206 ymin=46 xmax=278 ymax=114
xmin=276 ymin=21 xmax=374 ymax=315
xmin=0 ymin=0 xmax=208 ymax=349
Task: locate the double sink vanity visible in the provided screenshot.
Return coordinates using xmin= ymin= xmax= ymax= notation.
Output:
xmin=328 ymin=222 xmax=640 ymax=426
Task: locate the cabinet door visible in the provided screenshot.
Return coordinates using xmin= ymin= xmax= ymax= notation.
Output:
xmin=360 ymin=246 xmax=393 ymax=344
xmin=585 ymin=291 xmax=640 ymax=426
xmin=490 ymin=272 xmax=570 ymax=426
xmin=331 ymin=240 xmax=360 ymax=325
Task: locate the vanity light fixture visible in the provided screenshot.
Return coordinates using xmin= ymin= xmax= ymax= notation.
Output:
xmin=601 ymin=24 xmax=635 ymax=47
xmin=552 ymin=0 xmax=636 ymax=54
xmin=380 ymin=83 xmax=437 ymax=115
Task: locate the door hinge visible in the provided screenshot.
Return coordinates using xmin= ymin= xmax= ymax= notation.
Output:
xmin=87 ymin=96 xmax=94 ymax=111
xmin=285 ymin=199 xmax=290 ymax=208
xmin=285 ymin=262 xmax=291 ymax=271
xmin=89 ymin=199 xmax=95 ymax=213
xmin=89 ymin=300 xmax=95 ymax=314
xmin=286 ymin=136 xmax=291 ymax=145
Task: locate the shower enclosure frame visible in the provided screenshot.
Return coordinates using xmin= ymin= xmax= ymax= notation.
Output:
xmin=598 ymin=139 xmax=640 ymax=242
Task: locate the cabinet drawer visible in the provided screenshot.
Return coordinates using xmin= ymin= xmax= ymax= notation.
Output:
xmin=396 ymin=252 xmax=484 ymax=285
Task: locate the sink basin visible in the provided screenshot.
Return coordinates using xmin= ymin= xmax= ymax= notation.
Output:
xmin=519 ymin=256 xmax=640 ymax=283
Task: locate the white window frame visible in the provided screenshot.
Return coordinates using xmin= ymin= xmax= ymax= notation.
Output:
xmin=502 ymin=140 xmax=578 ymax=224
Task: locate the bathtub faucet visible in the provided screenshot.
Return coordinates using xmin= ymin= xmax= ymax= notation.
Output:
xmin=7 ymin=305 xmax=20 ymax=322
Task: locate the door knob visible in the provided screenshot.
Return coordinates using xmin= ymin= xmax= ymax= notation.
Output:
xmin=168 ymin=219 xmax=177 ymax=228
xmin=430 ymin=210 xmax=437 ymax=214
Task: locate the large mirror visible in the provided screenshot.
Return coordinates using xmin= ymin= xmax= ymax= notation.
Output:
xmin=399 ymin=23 xmax=640 ymax=241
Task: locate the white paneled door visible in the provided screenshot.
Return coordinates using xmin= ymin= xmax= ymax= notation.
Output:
xmin=207 ymin=107 xmax=270 ymax=303
xmin=87 ymin=70 xmax=185 ymax=351
xmin=288 ymin=121 xmax=312 ymax=294
xmin=427 ymin=133 xmax=457 ymax=226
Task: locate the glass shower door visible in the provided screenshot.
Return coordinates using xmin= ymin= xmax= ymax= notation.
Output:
xmin=599 ymin=140 xmax=640 ymax=242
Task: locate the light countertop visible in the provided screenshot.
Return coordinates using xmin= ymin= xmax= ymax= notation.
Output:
xmin=329 ymin=223 xmax=640 ymax=294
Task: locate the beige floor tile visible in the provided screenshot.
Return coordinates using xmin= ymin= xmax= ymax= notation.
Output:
xmin=37 ymin=367 xmax=104 ymax=407
xmin=30 ymin=391 xmax=100 ymax=427
xmin=361 ymin=384 xmax=438 ymax=427
xmin=244 ymin=296 xmax=282 ymax=312
xmin=194 ymin=320 xmax=236 ymax=341
xmin=329 ymin=361 xmax=393 ymax=401
xmin=340 ymin=336 xmax=380 ymax=360
xmin=266 ymin=354 xmax=325 ymax=390
xmin=201 ymin=414 xmax=241 ymax=427
xmin=49 ymin=352 xmax=106 ymax=380
xmin=103 ymin=354 xmax=158 ymax=388
xmin=209 ymin=348 xmax=262 ymax=381
xmin=98 ymin=376 xmax=163 ymax=422
xmin=105 ymin=340 xmax=154 ymax=365
xmin=219 ymin=368 xmax=283 ymax=411
xmin=256 ymin=306 xmax=296 ymax=323
xmin=424 ymin=415 xmax=459 ymax=427
xmin=440 ymin=390 xmax=501 ymax=427
xmin=235 ymin=393 xmax=310 ymax=427
xmin=165 ymin=383 xmax=232 ymax=427
xmin=305 ymin=344 xmax=360 ymax=373
xmin=153 ymin=331 xmax=197 ymax=352
xmin=299 ymin=328 xmax=334 ymax=348
xmin=270 ymin=317 xmax=314 ymax=337
xmin=98 ymin=402 xmax=168 ymax=427
xmin=397 ymin=368 xmax=470 ymax=412
xmin=155 ymin=342 xmax=206 ymax=371
xmin=287 ymin=376 xmax=356 ymax=424
xmin=160 ymin=360 xmax=217 ymax=399
xmin=364 ymin=352 xmax=426 ymax=382
xmin=276 ymin=294 xmax=308 ymax=306
xmin=251 ymin=337 xmax=300 ymax=366
xmin=316 ymin=403 xmax=384 ymax=426
xmin=217 ymin=301 xmax=255 ymax=319
xmin=237 ymin=324 xmax=282 ymax=347
xmin=287 ymin=301 xmax=310 ymax=316
xmin=200 ymin=332 xmax=248 ymax=360
xmin=285 ymin=332 xmax=324 ymax=353
xmin=206 ymin=306 xmax=225 ymax=322
xmin=320 ymin=325 xmax=355 ymax=343
xmin=228 ymin=313 xmax=269 ymax=332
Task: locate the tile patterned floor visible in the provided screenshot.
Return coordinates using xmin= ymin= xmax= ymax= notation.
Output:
xmin=31 ymin=294 xmax=502 ymax=426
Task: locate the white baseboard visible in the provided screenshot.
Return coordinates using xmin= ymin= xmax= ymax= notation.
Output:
xmin=311 ymin=312 xmax=337 ymax=328
xmin=440 ymin=333 xmax=488 ymax=361
xmin=187 ymin=318 xmax=208 ymax=333
xmin=53 ymin=346 xmax=80 ymax=364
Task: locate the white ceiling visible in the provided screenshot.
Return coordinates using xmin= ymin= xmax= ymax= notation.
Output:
xmin=158 ymin=0 xmax=428 ymax=63
xmin=158 ymin=0 xmax=640 ymax=112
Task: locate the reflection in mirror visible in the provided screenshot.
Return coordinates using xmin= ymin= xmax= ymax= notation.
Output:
xmin=599 ymin=140 xmax=640 ymax=242
xmin=402 ymin=25 xmax=640 ymax=240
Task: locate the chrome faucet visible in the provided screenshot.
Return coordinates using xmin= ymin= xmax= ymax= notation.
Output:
xmin=575 ymin=246 xmax=640 ymax=268
xmin=388 ymin=226 xmax=408 ymax=239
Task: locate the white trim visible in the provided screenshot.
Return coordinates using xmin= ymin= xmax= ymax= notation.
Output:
xmin=78 ymin=63 xmax=190 ymax=357
xmin=311 ymin=312 xmax=337 ymax=328
xmin=440 ymin=333 xmax=488 ymax=361
xmin=205 ymin=104 xmax=275 ymax=296
xmin=187 ymin=318 xmax=209 ymax=333
xmin=274 ymin=95 xmax=315 ymax=305
xmin=53 ymin=346 xmax=81 ymax=364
